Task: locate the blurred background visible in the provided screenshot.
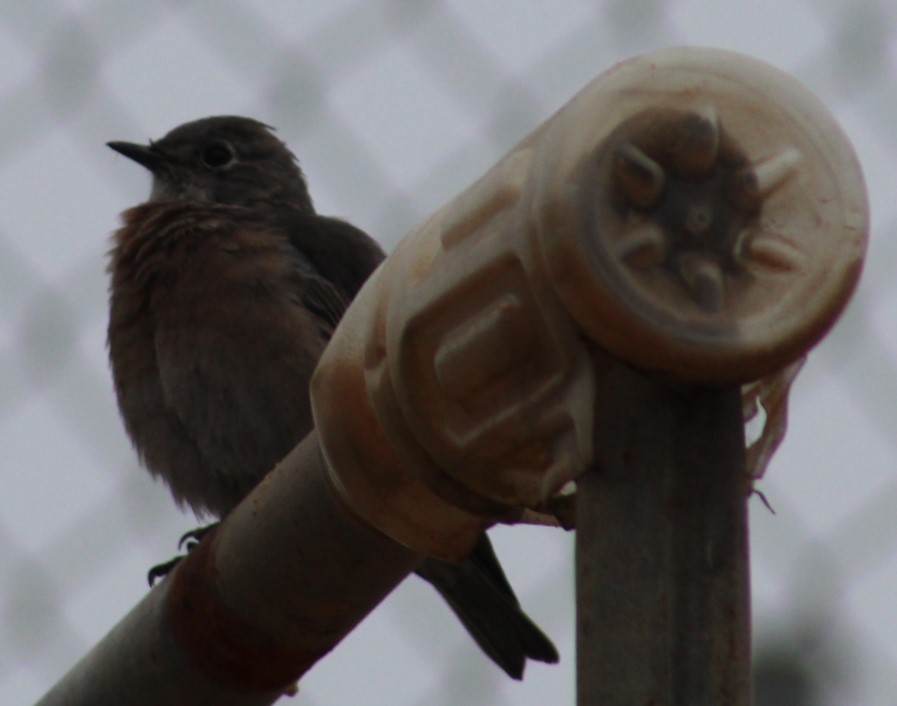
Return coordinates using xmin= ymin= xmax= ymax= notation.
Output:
xmin=1 ymin=1 xmax=895 ymax=704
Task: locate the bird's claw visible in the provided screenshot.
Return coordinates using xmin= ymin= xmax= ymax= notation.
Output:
xmin=148 ymin=523 xmax=220 ymax=587
xmin=177 ymin=522 xmax=219 ymax=551
xmin=147 ymin=556 xmax=184 ymax=587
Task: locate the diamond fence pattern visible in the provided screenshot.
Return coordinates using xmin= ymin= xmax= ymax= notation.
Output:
xmin=1 ymin=1 xmax=896 ymax=704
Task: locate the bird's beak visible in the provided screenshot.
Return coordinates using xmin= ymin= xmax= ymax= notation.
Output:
xmin=107 ymin=141 xmax=165 ymax=171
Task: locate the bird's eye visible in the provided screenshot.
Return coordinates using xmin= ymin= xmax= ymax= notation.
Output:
xmin=201 ymin=141 xmax=235 ymax=169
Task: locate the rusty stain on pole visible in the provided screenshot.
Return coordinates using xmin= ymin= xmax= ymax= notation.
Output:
xmin=36 ymin=434 xmax=422 ymax=706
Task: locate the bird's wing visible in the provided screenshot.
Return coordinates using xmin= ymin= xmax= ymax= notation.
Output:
xmin=277 ymin=210 xmax=386 ymax=337
xmin=280 ymin=210 xmax=386 ymax=303
xmin=288 ymin=258 xmax=351 ymax=335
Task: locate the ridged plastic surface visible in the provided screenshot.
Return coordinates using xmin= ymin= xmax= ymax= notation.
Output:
xmin=312 ymin=48 xmax=868 ymax=559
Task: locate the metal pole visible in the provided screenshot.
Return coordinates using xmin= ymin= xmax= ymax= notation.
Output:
xmin=35 ymin=433 xmax=422 ymax=706
xmin=576 ymin=356 xmax=750 ymax=705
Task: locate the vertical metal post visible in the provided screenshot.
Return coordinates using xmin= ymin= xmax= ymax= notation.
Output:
xmin=576 ymin=358 xmax=750 ymax=705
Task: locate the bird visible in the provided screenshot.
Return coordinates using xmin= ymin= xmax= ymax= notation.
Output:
xmin=106 ymin=115 xmax=558 ymax=680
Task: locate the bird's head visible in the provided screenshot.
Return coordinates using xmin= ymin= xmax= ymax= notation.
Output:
xmin=108 ymin=116 xmax=314 ymax=211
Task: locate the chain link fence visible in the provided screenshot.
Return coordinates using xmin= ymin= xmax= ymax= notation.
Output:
xmin=1 ymin=1 xmax=895 ymax=704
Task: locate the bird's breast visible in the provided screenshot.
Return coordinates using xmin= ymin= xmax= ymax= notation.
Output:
xmin=107 ymin=201 xmax=327 ymax=516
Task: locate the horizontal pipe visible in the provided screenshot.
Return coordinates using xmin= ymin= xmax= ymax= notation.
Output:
xmin=36 ymin=433 xmax=422 ymax=706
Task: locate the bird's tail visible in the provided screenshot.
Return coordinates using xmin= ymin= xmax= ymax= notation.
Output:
xmin=414 ymin=534 xmax=559 ymax=680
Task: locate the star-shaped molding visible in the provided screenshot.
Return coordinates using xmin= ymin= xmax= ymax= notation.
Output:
xmin=611 ymin=106 xmax=804 ymax=313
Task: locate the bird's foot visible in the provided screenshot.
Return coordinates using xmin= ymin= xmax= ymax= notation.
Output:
xmin=178 ymin=522 xmax=220 ymax=551
xmin=147 ymin=555 xmax=184 ymax=587
xmin=147 ymin=522 xmax=221 ymax=587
